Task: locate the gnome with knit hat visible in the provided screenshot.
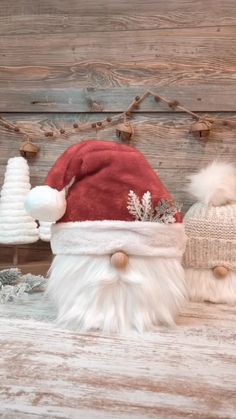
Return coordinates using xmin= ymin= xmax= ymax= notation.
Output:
xmin=25 ymin=139 xmax=187 ymax=333
xmin=183 ymin=161 xmax=236 ymax=305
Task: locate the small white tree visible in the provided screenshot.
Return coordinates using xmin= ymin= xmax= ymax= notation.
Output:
xmin=0 ymin=157 xmax=39 ymax=264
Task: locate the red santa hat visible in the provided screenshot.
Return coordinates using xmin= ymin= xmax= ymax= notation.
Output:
xmin=25 ymin=140 xmax=186 ymax=257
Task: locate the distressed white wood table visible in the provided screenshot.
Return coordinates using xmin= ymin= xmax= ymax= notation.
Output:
xmin=0 ymin=294 xmax=236 ymax=419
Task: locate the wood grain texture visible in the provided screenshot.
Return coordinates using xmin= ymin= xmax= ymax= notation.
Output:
xmin=0 ymin=0 xmax=236 ymax=18
xmin=0 ymin=242 xmax=51 ymax=264
xmin=1 ymin=62 xmax=236 ymax=91
xmin=1 ymin=27 xmax=236 ymax=65
xmin=0 ymin=295 xmax=236 ymax=418
xmin=1 ymin=26 xmax=236 ymax=93
xmin=1 ymin=0 xmax=236 ymax=34
xmin=1 ymin=86 xmax=236 ymax=112
xmin=1 ymin=0 xmax=236 ymax=96
xmin=0 ymin=113 xmax=236 ymax=185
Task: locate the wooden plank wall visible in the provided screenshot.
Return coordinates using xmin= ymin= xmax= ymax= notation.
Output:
xmin=0 ymin=0 xmax=236 ymax=264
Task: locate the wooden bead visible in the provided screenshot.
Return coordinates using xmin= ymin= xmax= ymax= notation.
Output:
xmin=213 ymin=266 xmax=229 ymax=279
xmin=168 ymin=100 xmax=180 ymax=108
xmin=110 ymin=252 xmax=129 ymax=270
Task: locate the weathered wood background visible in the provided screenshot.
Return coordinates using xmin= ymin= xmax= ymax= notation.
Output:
xmin=0 ymin=0 xmax=236 ymax=264
xmin=1 ymin=2 xmax=236 ymax=417
xmin=0 ymin=296 xmax=236 ymax=418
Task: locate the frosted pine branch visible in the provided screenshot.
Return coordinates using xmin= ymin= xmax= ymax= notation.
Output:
xmin=0 ymin=268 xmax=21 ymax=285
xmin=0 ymin=284 xmax=27 ymax=303
xmin=0 ymin=270 xmax=47 ymax=303
xmin=127 ymin=190 xmax=143 ymax=220
xmin=141 ymin=191 xmax=154 ymax=221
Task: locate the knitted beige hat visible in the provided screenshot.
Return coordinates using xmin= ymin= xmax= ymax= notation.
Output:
xmin=184 ymin=202 xmax=236 ymax=270
xmin=183 ymin=161 xmax=236 ymax=271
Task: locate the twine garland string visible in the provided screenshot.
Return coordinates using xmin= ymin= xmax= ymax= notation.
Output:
xmin=0 ymin=91 xmax=235 ymax=142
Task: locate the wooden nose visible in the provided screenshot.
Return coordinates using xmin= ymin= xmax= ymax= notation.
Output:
xmin=110 ymin=252 xmax=129 ymax=269
xmin=213 ymin=266 xmax=229 ymax=279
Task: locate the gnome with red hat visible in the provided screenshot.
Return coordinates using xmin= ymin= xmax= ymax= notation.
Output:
xmin=25 ymin=140 xmax=187 ymax=333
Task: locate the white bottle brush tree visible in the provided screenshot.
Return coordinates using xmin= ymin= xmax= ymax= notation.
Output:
xmin=0 ymin=157 xmax=39 ymax=265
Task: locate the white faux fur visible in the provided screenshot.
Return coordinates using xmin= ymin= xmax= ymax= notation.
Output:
xmin=186 ymin=268 xmax=236 ymax=305
xmin=47 ymin=254 xmax=187 ymax=334
xmin=188 ymin=161 xmax=236 ymax=206
xmin=24 ymin=185 xmax=66 ymax=222
xmin=51 ymin=221 xmax=186 ymax=257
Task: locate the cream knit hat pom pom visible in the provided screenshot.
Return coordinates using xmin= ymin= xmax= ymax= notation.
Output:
xmin=187 ymin=161 xmax=236 ymax=206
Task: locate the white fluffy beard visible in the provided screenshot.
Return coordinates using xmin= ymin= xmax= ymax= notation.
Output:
xmin=47 ymin=254 xmax=187 ymax=334
xmin=186 ymin=268 xmax=236 ymax=305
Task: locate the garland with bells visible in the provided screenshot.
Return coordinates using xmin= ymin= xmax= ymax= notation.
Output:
xmin=0 ymin=90 xmax=236 ymax=159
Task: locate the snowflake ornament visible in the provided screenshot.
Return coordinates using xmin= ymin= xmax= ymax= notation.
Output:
xmin=127 ymin=190 xmax=181 ymax=223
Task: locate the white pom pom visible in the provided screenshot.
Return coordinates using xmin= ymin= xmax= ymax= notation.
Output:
xmin=24 ymin=185 xmax=66 ymax=222
xmin=188 ymin=161 xmax=236 ymax=206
